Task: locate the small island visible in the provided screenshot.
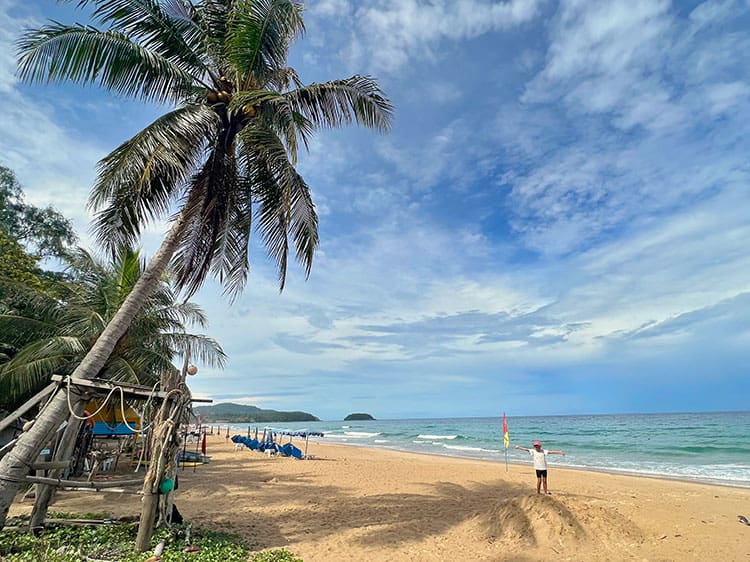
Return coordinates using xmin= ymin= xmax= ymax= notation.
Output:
xmin=344 ymin=413 xmax=375 ymax=421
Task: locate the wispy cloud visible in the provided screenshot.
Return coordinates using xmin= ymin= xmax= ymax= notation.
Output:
xmin=306 ymin=0 xmax=543 ymax=74
xmin=0 ymin=1 xmax=106 ymax=239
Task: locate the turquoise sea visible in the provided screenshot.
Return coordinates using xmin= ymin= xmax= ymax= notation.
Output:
xmin=228 ymin=411 xmax=750 ymax=488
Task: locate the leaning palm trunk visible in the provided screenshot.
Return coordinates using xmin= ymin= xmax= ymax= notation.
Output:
xmin=0 ymin=214 xmax=188 ymax=528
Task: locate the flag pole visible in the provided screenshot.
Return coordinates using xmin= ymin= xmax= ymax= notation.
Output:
xmin=502 ymin=412 xmax=510 ymax=473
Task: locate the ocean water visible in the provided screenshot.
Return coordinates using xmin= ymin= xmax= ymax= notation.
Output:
xmin=227 ymin=411 xmax=750 ymax=488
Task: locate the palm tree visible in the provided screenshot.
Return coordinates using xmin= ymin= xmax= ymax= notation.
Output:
xmin=0 ymin=0 xmax=392 ymax=526
xmin=0 ymin=247 xmax=225 ymax=411
xmin=0 ymin=247 xmax=225 ymax=530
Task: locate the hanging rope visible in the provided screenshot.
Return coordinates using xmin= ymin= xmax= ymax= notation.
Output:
xmin=64 ymin=376 xmax=162 ymax=433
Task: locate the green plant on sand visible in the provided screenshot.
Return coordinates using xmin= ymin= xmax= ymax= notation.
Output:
xmin=0 ymin=515 xmax=303 ymax=561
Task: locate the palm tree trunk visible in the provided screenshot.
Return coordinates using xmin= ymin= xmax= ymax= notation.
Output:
xmin=0 ymin=213 xmax=189 ymax=529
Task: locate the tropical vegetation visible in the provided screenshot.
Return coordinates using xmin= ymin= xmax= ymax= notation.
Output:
xmin=0 ymin=0 xmax=391 ymax=530
xmin=0 ymin=247 xmax=226 ymax=411
xmin=0 ymin=165 xmax=76 ymax=260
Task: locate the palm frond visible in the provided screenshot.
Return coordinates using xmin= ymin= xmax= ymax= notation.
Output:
xmin=84 ymin=0 xmax=209 ymax=78
xmin=17 ymin=23 xmax=198 ymax=103
xmin=208 ymin=178 xmax=253 ymax=300
xmin=0 ymin=314 xmax=61 ymax=346
xmin=239 ymin=125 xmax=318 ymax=290
xmin=266 ymin=65 xmax=302 ymax=91
xmin=0 ymin=336 xmax=84 ymax=404
xmin=226 ymin=0 xmax=304 ymax=86
xmin=88 ymin=104 xmax=220 ymax=253
xmin=170 ymin=143 xmax=241 ymax=298
xmin=99 ymin=355 xmax=140 ymax=384
xmin=286 ymin=75 xmax=394 ymax=132
xmin=196 ymin=0 xmax=230 ymax=70
xmin=232 ymin=88 xmax=313 ymax=164
xmin=159 ymin=332 xmax=226 ymax=367
xmin=170 ymin=300 xmax=209 ymax=328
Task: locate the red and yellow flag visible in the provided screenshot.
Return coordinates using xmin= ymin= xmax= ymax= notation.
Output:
xmin=502 ymin=412 xmax=510 ymax=449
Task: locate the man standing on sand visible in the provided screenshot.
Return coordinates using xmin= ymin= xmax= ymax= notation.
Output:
xmin=514 ymin=441 xmax=565 ymax=494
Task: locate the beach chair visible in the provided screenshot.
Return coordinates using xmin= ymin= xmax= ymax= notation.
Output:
xmin=279 ymin=443 xmax=302 ymax=459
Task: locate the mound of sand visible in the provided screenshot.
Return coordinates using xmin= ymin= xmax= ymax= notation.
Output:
xmin=480 ymin=493 xmax=643 ymax=553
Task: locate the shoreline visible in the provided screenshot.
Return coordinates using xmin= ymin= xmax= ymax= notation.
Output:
xmin=314 ymin=438 xmax=750 ymax=490
xmin=13 ymin=436 xmax=750 ymax=562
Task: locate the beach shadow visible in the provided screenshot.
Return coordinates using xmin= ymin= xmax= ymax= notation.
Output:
xmin=49 ymin=447 xmax=642 ymax=557
xmin=241 ymin=473 xmax=641 ymax=554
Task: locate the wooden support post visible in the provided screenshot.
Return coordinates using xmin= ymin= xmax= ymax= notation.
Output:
xmin=0 ymin=384 xmax=57 ymax=434
xmin=30 ymin=408 xmax=84 ymax=530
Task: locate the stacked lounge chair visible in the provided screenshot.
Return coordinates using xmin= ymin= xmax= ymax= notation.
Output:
xmin=230 ymin=432 xmax=310 ymax=459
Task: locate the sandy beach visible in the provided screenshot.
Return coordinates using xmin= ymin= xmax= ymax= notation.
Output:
xmin=10 ymin=436 xmax=750 ymax=561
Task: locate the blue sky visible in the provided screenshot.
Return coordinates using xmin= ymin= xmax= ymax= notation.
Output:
xmin=1 ymin=0 xmax=749 ymax=420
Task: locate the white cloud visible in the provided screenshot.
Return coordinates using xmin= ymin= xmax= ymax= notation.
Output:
xmin=0 ymin=0 xmax=108 ymax=242
xmin=306 ymin=0 xmax=542 ymax=74
xmin=705 ymin=80 xmax=750 ymax=114
xmin=0 ymin=0 xmax=22 ymax=93
xmin=523 ymin=0 xmax=684 ymax=134
xmin=688 ymin=0 xmax=742 ymax=30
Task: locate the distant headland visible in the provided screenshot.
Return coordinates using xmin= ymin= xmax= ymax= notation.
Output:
xmin=194 ymin=402 xmax=319 ymax=423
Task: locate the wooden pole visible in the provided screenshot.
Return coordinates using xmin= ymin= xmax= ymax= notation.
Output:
xmin=137 ymin=358 xmax=189 ymax=550
xmin=0 ymin=383 xmax=57 ymax=434
xmin=25 ymin=476 xmax=144 ymax=488
xmin=29 ymin=415 xmax=79 ymax=529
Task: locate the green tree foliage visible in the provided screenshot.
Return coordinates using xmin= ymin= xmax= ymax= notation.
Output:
xmin=0 ymin=247 xmax=226 ymax=410
xmin=0 ymin=518 xmax=265 ymax=561
xmin=0 ymin=166 xmax=76 ymax=258
xmin=0 ymin=231 xmax=43 ymax=291
xmin=344 ymin=413 xmax=375 ymax=421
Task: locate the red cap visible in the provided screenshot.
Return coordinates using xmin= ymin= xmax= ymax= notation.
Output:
xmin=533 ymin=441 xmax=541 ymax=447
